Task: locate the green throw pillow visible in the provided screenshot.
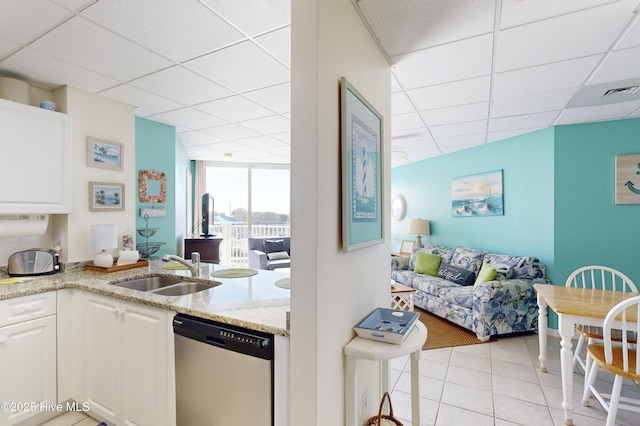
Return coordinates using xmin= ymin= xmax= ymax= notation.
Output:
xmin=267 ymin=251 xmax=290 ymax=261
xmin=414 ymin=252 xmax=441 ymax=276
xmin=474 ymin=263 xmax=497 ymax=286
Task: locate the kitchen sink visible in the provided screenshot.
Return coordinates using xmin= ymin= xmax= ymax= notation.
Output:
xmin=112 ymin=275 xmax=220 ymax=296
xmin=113 ymin=276 xmax=183 ymax=291
xmin=150 ymin=282 xmax=218 ymax=296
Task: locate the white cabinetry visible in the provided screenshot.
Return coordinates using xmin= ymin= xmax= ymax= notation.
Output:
xmin=83 ymin=293 xmax=175 ymax=426
xmin=0 ymin=292 xmax=57 ymax=425
xmin=0 ymin=98 xmax=72 ymax=214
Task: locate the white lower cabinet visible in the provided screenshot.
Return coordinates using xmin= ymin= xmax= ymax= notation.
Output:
xmin=0 ymin=292 xmax=57 ymax=426
xmin=83 ymin=293 xmax=175 ymax=426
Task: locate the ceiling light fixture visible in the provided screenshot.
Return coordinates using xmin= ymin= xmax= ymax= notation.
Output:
xmin=601 ymin=86 xmax=639 ymax=98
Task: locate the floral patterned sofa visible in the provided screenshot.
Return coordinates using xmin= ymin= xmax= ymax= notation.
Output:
xmin=391 ymin=243 xmax=551 ymax=341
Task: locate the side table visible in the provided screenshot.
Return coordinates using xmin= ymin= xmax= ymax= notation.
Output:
xmin=391 ymin=282 xmax=417 ymax=311
xmin=344 ymin=320 xmax=427 ymax=426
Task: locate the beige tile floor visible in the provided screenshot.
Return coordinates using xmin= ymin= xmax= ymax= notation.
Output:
xmin=37 ymin=333 xmax=640 ymax=426
xmin=389 ymin=333 xmax=640 ymax=426
xmin=39 ymin=411 xmax=100 ymax=426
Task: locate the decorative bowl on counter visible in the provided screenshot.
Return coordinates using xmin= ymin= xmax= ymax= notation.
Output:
xmin=137 ymin=242 xmax=166 ymax=258
xmin=137 ymin=227 xmax=159 ymax=238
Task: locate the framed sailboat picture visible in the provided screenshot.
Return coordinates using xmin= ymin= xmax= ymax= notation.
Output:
xmin=452 ymin=170 xmax=504 ymax=217
xmin=340 ymin=76 xmax=384 ymax=252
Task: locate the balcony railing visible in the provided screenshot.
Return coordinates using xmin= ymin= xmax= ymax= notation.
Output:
xmin=211 ymin=224 xmax=290 ymax=267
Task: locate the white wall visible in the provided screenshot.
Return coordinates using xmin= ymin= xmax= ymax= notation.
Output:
xmin=57 ymin=86 xmax=136 ymax=263
xmin=290 ymin=0 xmax=391 ymax=424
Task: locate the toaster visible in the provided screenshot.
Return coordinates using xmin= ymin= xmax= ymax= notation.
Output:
xmin=8 ymin=249 xmax=60 ymax=277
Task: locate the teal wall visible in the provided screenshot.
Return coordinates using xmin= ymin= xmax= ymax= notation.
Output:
xmin=135 ymin=117 xmax=177 ymax=259
xmin=554 ymin=118 xmax=640 ymax=286
xmin=391 ymin=117 xmax=640 ymax=329
xmin=391 ymin=127 xmax=556 ymax=279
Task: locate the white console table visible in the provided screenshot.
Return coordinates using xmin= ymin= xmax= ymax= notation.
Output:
xmin=344 ymin=321 xmax=427 ymax=426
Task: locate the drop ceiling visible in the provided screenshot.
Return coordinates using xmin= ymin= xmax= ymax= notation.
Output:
xmin=1 ymin=0 xmax=639 ymax=167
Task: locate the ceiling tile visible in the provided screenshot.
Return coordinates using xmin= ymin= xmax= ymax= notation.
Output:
xmin=235 ymin=136 xmax=287 ymax=149
xmin=200 ymin=0 xmax=290 ymax=36
xmin=81 ymin=0 xmax=243 ymax=62
xmin=255 ymin=27 xmax=291 ymax=67
xmin=419 ymin=102 xmax=489 ymax=126
xmin=149 ymin=107 xmax=228 ymax=130
xmin=488 ymin=110 xmax=559 ymax=132
xmin=491 ymin=88 xmax=576 ymax=118
xmin=0 ymin=38 xmax=19 ymax=59
xmin=430 ymin=120 xmax=487 ymax=138
xmin=271 ymin=132 xmax=290 ymax=144
xmin=357 ymin=0 xmax=495 ymax=57
xmin=195 ymin=95 xmax=273 ymax=122
xmin=0 ymin=0 xmax=70 ymax=44
xmin=408 ymin=76 xmax=491 ymax=110
xmin=129 ymin=66 xmax=233 ymax=106
xmin=0 ymin=46 xmax=119 ymax=92
xmin=243 ymin=82 xmax=291 ymax=114
xmin=238 ymin=114 xmax=290 ymax=134
xmin=487 ymin=128 xmax=546 ymax=143
xmin=436 ymin=134 xmax=486 ymax=151
xmin=500 ymin=0 xmax=618 ymax=28
xmin=391 ymin=34 xmax=493 ymax=89
xmin=556 ymin=99 xmax=640 ymax=124
xmin=30 ymin=16 xmax=172 ymax=82
xmin=178 ymin=130 xmax=222 ymax=146
xmin=496 ymin=5 xmax=631 ymax=72
xmin=493 ymin=55 xmax=602 ymax=98
xmin=392 ymin=92 xmax=416 ymax=115
xmin=616 ymin=13 xmax=640 ymax=50
xmin=200 ymin=123 xmax=260 ymax=140
xmin=183 ymin=41 xmax=290 ymax=93
xmin=588 ymin=46 xmax=640 ymax=84
xmin=391 ymin=113 xmax=425 ymax=131
xmin=99 ymin=84 xmax=184 ymax=116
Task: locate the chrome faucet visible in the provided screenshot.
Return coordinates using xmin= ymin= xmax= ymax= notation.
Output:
xmin=161 ymin=252 xmax=200 ymax=277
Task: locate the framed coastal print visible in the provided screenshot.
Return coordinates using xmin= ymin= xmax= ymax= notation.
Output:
xmin=89 ymin=181 xmax=124 ymax=211
xmin=87 ymin=137 xmax=123 ymax=170
xmin=340 ymin=77 xmax=384 ymax=252
xmin=615 ymin=154 xmax=640 ymax=204
xmin=452 ymin=170 xmax=504 ymax=217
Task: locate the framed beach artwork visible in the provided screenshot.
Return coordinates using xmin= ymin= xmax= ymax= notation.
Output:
xmin=452 ymin=170 xmax=504 ymax=217
xmin=87 ymin=137 xmax=123 ymax=170
xmin=89 ymin=181 xmax=124 ymax=211
xmin=615 ymin=154 xmax=640 ymax=204
xmin=340 ymin=77 xmax=384 ymax=252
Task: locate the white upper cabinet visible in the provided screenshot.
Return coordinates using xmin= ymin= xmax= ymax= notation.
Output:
xmin=0 ymin=98 xmax=72 ymax=214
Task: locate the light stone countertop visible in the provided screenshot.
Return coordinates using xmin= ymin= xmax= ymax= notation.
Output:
xmin=0 ymin=260 xmax=291 ymax=336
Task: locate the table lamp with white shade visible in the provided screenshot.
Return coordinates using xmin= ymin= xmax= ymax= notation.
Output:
xmin=408 ymin=218 xmax=430 ymax=249
xmin=91 ymin=224 xmax=118 ymax=267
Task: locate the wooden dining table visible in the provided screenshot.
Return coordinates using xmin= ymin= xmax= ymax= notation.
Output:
xmin=533 ymin=284 xmax=639 ymax=426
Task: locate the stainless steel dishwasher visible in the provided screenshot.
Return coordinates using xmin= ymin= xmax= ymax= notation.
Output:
xmin=173 ymin=313 xmax=274 ymax=425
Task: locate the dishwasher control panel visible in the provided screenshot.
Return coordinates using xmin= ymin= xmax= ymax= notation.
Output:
xmin=218 ymin=328 xmax=269 ymax=348
xmin=174 ymin=313 xmax=274 ymax=360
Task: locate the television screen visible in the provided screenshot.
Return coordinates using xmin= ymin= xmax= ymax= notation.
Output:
xmin=201 ymin=193 xmax=214 ymax=237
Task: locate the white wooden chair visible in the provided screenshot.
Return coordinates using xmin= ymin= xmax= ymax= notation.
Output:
xmin=581 ymin=294 xmax=640 ymax=426
xmin=565 ymin=266 xmax=638 ymax=373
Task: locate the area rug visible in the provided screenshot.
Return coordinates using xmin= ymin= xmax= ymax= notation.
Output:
xmin=416 ymin=307 xmax=497 ymax=350
xmin=210 ymin=268 xmax=258 ymax=278
xmin=275 ymin=278 xmax=290 ymax=289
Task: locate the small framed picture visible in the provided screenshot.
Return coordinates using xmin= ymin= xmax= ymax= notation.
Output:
xmin=89 ymin=181 xmax=124 ymax=211
xmin=400 ymin=240 xmax=414 ymax=256
xmin=87 ymin=137 xmax=123 ymax=170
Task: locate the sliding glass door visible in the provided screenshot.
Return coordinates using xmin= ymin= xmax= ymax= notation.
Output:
xmin=205 ymin=164 xmax=289 ymax=266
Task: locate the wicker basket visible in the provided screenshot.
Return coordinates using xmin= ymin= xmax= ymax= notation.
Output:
xmin=365 ymin=392 xmax=403 ymax=426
